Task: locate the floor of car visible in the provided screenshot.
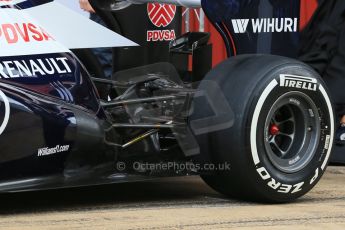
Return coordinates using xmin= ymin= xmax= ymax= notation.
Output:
xmin=331 ymin=145 xmax=345 ymax=164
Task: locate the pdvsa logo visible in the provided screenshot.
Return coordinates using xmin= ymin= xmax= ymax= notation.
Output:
xmin=147 ymin=3 xmax=176 ymax=27
xmin=147 ymin=3 xmax=176 ymax=42
xmin=0 ymin=23 xmax=54 ymax=44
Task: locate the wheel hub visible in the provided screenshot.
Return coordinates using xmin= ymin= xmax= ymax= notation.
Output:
xmin=270 ymin=124 xmax=280 ymax=136
xmin=263 ymin=92 xmax=321 ymax=173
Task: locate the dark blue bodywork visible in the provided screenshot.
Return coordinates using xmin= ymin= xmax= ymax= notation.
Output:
xmin=0 ymin=0 xmax=302 ymax=190
xmin=202 ymin=0 xmax=300 ymax=57
xmin=1 ymin=0 xmax=333 ymax=191
xmin=0 ymin=52 xmax=108 ymax=182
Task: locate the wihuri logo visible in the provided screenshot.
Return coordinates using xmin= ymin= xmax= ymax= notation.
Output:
xmin=231 ymin=18 xmax=298 ymax=34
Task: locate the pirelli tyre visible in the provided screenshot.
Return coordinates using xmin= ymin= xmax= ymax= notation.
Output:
xmin=197 ymin=54 xmax=334 ymax=203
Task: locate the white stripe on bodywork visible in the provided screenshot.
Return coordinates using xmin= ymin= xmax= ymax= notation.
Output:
xmin=0 ymin=0 xmax=26 ymax=6
xmin=25 ymin=2 xmax=137 ymax=50
xmin=58 ymin=81 xmax=73 ymax=102
xmin=50 ymin=82 xmax=65 ymax=100
xmin=0 ymin=2 xmax=136 ymax=57
xmin=0 ymin=8 xmax=70 ymax=56
xmin=319 ymin=85 xmax=335 ymax=171
xmin=0 ymin=90 xmax=10 ymax=135
xmin=250 ymin=79 xmax=278 ymax=165
xmin=53 ymin=82 xmax=69 ymax=101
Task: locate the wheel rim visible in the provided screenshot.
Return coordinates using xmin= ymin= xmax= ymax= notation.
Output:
xmin=263 ymin=91 xmax=320 ymax=173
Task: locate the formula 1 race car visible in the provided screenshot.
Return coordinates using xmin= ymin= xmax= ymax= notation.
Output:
xmin=0 ymin=0 xmax=337 ymax=203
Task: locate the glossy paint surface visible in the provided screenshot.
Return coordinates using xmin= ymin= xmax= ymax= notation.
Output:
xmin=0 ymin=1 xmax=105 ymax=186
xmin=202 ymin=0 xmax=300 ymax=57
